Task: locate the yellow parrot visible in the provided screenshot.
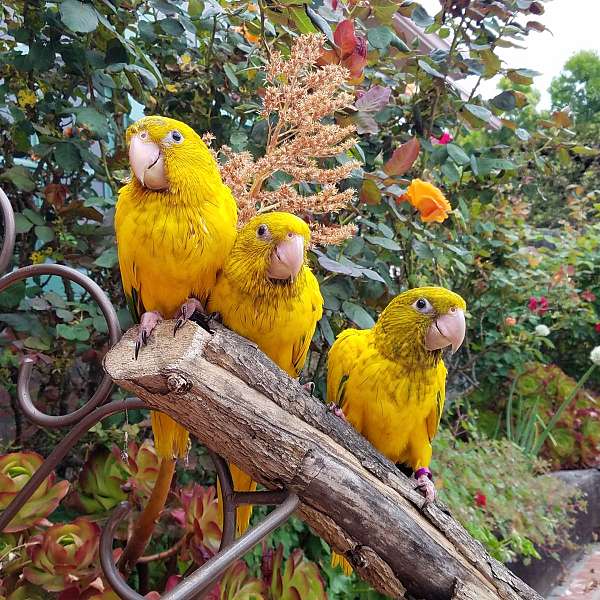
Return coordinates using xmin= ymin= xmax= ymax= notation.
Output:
xmin=114 ymin=115 xmax=237 ymax=567
xmin=208 ymin=211 xmax=323 ymax=535
xmin=327 ymin=286 xmax=466 ymax=575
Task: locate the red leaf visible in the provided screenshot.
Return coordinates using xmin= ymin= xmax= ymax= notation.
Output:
xmin=384 ymin=137 xmax=421 ymax=176
xmin=334 ymin=20 xmax=357 ymax=58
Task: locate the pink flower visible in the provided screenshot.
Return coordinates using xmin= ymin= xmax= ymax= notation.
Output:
xmin=474 ymin=491 xmax=487 ymax=508
xmin=528 ymin=296 xmax=549 ymax=315
xmin=595 ymin=323 xmax=600 ymax=333
xmin=581 ymin=290 xmax=596 ymax=302
xmin=431 ymin=132 xmax=453 ymax=145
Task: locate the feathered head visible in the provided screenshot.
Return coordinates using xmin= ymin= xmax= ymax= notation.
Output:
xmin=375 ymin=287 xmax=467 ymax=365
xmin=125 ymin=116 xmax=217 ymax=192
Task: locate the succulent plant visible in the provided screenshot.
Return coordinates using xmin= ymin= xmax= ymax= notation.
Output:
xmin=515 ymin=362 xmax=600 ymax=468
xmin=120 ymin=439 xmax=160 ymax=502
xmin=0 ymin=451 xmax=69 ymax=532
xmin=71 ymin=445 xmax=128 ymax=514
xmin=265 ymin=545 xmax=327 ymax=600
xmin=172 ymin=484 xmax=221 ymax=564
xmin=206 ymin=561 xmax=265 ymax=600
xmin=23 ymin=517 xmax=101 ymax=592
xmin=5 ymin=584 xmax=47 ymax=600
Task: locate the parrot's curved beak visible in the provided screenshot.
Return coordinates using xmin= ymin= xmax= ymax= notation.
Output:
xmin=424 ymin=308 xmax=466 ymax=354
xmin=267 ymin=234 xmax=304 ymax=281
xmin=129 ymin=133 xmax=168 ymax=190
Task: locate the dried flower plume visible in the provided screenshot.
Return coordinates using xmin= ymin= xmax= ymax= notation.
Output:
xmin=219 ymin=34 xmax=359 ymax=244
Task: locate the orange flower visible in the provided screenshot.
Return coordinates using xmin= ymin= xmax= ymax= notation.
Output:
xmin=504 ymin=316 xmax=517 ymax=327
xmin=403 ymin=179 xmax=451 ymax=223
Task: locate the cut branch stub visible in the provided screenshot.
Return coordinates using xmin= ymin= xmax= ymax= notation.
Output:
xmin=104 ymin=320 xmax=541 ymax=600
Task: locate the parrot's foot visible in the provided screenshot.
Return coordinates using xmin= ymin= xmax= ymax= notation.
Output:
xmin=174 ymin=298 xmax=205 ymax=335
xmin=302 ymin=381 xmax=315 ymax=395
xmin=415 ymin=473 xmax=436 ymax=505
xmin=135 ymin=311 xmax=164 ymax=359
xmin=327 ymin=402 xmax=347 ymax=421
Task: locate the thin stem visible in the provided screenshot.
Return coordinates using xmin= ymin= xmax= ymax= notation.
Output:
xmin=138 ymin=534 xmax=188 ymax=563
xmin=99 ymin=141 xmax=117 ymax=196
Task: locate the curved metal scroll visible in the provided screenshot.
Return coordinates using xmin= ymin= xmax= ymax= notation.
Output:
xmin=0 ymin=187 xmax=297 ymax=599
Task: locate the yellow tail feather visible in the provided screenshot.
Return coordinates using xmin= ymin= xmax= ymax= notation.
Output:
xmin=151 ymin=411 xmax=189 ymax=459
xmin=217 ymin=463 xmax=257 ymax=537
xmin=331 ymin=551 xmax=353 ymax=576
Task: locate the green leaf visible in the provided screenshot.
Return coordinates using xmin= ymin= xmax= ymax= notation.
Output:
xmin=104 ymin=39 xmax=129 ymax=65
xmin=359 ymin=179 xmax=381 ymax=205
xmin=159 ymin=17 xmax=184 ymax=36
xmin=367 ymin=26 xmax=393 ymax=50
xmin=94 ymin=247 xmax=118 ymax=268
xmin=28 ymin=41 xmax=54 ymax=72
xmin=342 ymin=301 xmax=375 ymax=329
xmin=441 ymin=160 xmax=460 ymax=183
xmin=465 ymin=103 xmax=492 ymax=122
xmin=0 ymin=166 xmax=35 ymax=192
xmin=418 ymin=59 xmax=444 ymax=79
xmin=223 ymin=63 xmax=239 ymax=87
xmin=365 ymin=235 xmax=401 ymax=251
xmin=476 ymin=158 xmax=516 ymax=175
xmin=289 ymin=7 xmax=317 ymax=34
xmin=22 ymin=209 xmax=44 ymax=226
xmin=411 ymin=4 xmax=434 ymax=27
xmin=446 ymin=144 xmax=470 ymax=165
xmin=54 ymin=142 xmax=82 ymax=171
xmin=75 ymin=107 xmax=109 ymax=138
xmin=124 ymin=64 xmax=158 ymax=89
xmin=491 ymin=91 xmax=516 ymax=111
xmin=56 ymin=308 xmax=75 ymax=322
xmin=60 ymin=0 xmax=99 ymax=33
xmin=0 ymin=281 xmax=26 ymax=309
xmin=413 ymin=240 xmax=434 ymax=259
xmin=34 ymin=225 xmax=54 ymax=244
xmin=318 ymin=316 xmax=335 ymax=346
xmin=56 ymin=323 xmax=90 ymax=341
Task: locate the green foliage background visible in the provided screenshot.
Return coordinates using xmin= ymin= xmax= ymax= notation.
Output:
xmin=0 ymin=0 xmax=599 ymax=598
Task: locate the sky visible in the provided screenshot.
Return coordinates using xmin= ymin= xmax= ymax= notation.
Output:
xmin=419 ymin=0 xmax=600 ymax=109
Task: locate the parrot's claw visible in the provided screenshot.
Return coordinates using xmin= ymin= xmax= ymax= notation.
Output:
xmin=303 ymin=381 xmax=315 ymax=395
xmin=327 ymin=402 xmax=347 ymax=422
xmin=189 ymin=311 xmax=220 ymax=334
xmin=174 ymin=298 xmax=205 ymax=335
xmin=134 ymin=311 xmax=164 ymax=359
xmin=416 ymin=474 xmax=436 ymax=505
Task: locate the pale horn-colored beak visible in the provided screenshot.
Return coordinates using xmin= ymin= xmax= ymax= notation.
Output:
xmin=267 ymin=234 xmax=305 ymax=280
xmin=424 ymin=308 xmax=466 ymax=353
xmin=128 ymin=133 xmax=168 ymax=190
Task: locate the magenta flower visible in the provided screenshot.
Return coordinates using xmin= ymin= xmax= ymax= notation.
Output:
xmin=431 ymin=132 xmax=453 ymax=145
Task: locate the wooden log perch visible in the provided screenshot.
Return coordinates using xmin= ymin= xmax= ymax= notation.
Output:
xmin=104 ymin=320 xmax=542 ymax=600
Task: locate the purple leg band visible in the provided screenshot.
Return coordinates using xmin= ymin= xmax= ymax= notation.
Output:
xmin=414 ymin=467 xmax=432 ymax=480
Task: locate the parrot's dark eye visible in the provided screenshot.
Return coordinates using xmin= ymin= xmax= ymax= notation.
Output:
xmin=170 ymin=130 xmax=183 ymax=143
xmin=413 ymin=298 xmax=433 ymax=314
xmin=257 ymin=224 xmax=269 ymax=238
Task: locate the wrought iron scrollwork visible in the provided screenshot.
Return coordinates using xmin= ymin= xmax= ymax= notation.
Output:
xmin=0 ymin=187 xmax=297 ymax=599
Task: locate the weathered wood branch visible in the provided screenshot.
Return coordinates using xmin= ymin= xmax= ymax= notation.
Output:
xmin=104 ymin=321 xmax=542 ymax=600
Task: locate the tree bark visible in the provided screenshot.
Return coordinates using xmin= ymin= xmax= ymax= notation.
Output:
xmin=103 ymin=320 xmax=542 ymax=600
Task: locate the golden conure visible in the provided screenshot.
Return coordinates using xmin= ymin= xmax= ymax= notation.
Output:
xmin=115 ymin=115 xmax=237 ymax=460
xmin=327 ymin=286 xmax=466 ymax=575
xmin=208 ymin=212 xmax=324 ymax=536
